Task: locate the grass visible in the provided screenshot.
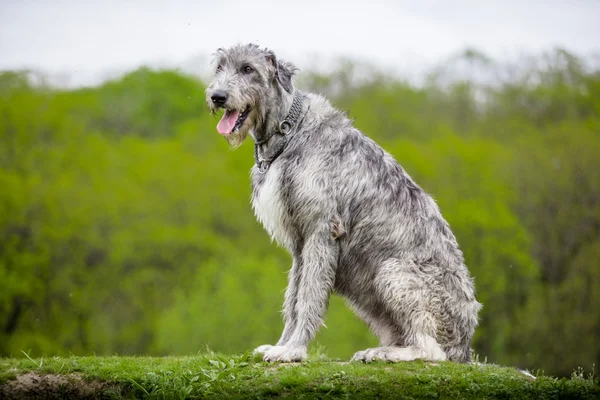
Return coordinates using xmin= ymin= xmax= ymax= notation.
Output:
xmin=0 ymin=352 xmax=598 ymax=399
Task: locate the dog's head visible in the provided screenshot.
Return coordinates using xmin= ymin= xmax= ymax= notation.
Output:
xmin=205 ymin=43 xmax=297 ymax=148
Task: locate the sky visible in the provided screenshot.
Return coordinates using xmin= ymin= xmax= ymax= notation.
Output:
xmin=1 ymin=0 xmax=599 ymax=87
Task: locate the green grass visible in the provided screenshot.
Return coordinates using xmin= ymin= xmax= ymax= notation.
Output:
xmin=1 ymin=352 xmax=598 ymax=399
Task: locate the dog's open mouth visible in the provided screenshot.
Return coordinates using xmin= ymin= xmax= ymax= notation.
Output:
xmin=216 ymin=107 xmax=251 ymax=135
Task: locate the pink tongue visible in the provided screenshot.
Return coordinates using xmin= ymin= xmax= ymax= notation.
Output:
xmin=216 ymin=110 xmax=240 ymax=135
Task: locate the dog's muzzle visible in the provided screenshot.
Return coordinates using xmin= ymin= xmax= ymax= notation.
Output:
xmin=211 ymin=90 xmax=228 ymax=107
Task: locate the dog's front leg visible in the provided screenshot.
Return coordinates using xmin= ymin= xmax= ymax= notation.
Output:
xmin=253 ymin=255 xmax=301 ymax=355
xmin=261 ymin=229 xmax=338 ymax=362
xmin=277 ymin=254 xmax=301 ymax=345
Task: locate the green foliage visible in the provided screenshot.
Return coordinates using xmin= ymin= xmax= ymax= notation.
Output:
xmin=0 ymin=48 xmax=598 ymax=378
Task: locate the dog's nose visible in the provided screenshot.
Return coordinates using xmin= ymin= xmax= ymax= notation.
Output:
xmin=211 ymin=90 xmax=228 ymax=106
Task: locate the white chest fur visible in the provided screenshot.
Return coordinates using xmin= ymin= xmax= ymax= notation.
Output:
xmin=251 ymin=166 xmax=293 ymax=249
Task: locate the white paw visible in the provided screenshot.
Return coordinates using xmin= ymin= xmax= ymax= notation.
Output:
xmin=351 ymin=346 xmax=427 ymax=362
xmin=253 ymin=344 xmax=275 ymax=354
xmin=351 ymin=349 xmax=368 ymax=362
xmin=261 ymin=345 xmax=307 ymax=363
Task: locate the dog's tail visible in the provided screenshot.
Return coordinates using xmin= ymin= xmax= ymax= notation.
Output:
xmin=470 ymin=361 xmax=537 ymax=380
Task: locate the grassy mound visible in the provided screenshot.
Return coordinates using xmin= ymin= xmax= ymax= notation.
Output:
xmin=1 ymin=353 xmax=598 ymax=399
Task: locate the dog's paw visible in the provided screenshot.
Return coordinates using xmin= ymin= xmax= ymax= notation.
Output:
xmin=261 ymin=345 xmax=307 ymax=363
xmin=352 ymin=347 xmax=398 ymax=362
xmin=351 ymin=349 xmax=369 ymax=362
xmin=351 ymin=346 xmax=430 ymax=363
xmin=253 ymin=344 xmax=275 ymax=354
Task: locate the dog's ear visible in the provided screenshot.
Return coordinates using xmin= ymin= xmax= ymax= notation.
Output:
xmin=210 ymin=47 xmax=226 ymax=72
xmin=265 ymin=50 xmax=297 ymax=94
xmin=276 ymin=60 xmax=297 ymax=94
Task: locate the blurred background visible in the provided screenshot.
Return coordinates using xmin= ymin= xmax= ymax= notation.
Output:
xmin=1 ymin=0 xmax=599 ymax=378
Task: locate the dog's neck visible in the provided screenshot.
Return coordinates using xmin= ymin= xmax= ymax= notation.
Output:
xmin=254 ymin=89 xmax=294 ymax=142
xmin=253 ymin=89 xmax=305 ymax=173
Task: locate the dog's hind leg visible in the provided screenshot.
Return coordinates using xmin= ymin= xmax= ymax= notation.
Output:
xmin=348 ymin=300 xmax=403 ymax=348
xmin=351 ymin=257 xmax=447 ymax=363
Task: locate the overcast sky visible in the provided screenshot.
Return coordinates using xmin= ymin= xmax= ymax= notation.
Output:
xmin=1 ymin=0 xmax=598 ymax=86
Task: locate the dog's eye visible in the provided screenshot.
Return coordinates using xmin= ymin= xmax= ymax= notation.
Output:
xmin=216 ymin=65 xmax=223 ymax=73
xmin=242 ymin=65 xmax=254 ymax=74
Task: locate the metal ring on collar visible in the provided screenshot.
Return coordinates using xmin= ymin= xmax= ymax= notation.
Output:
xmin=258 ymin=161 xmax=270 ymax=174
xmin=279 ymin=120 xmax=292 ymax=134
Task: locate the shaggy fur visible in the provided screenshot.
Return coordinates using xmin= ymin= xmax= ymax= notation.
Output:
xmin=206 ymin=43 xmax=482 ymax=363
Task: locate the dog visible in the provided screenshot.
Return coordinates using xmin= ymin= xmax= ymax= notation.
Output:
xmin=206 ymin=43 xmax=482 ymax=363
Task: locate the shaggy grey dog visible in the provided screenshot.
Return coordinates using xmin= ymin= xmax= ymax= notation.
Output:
xmin=206 ymin=43 xmax=482 ymax=363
